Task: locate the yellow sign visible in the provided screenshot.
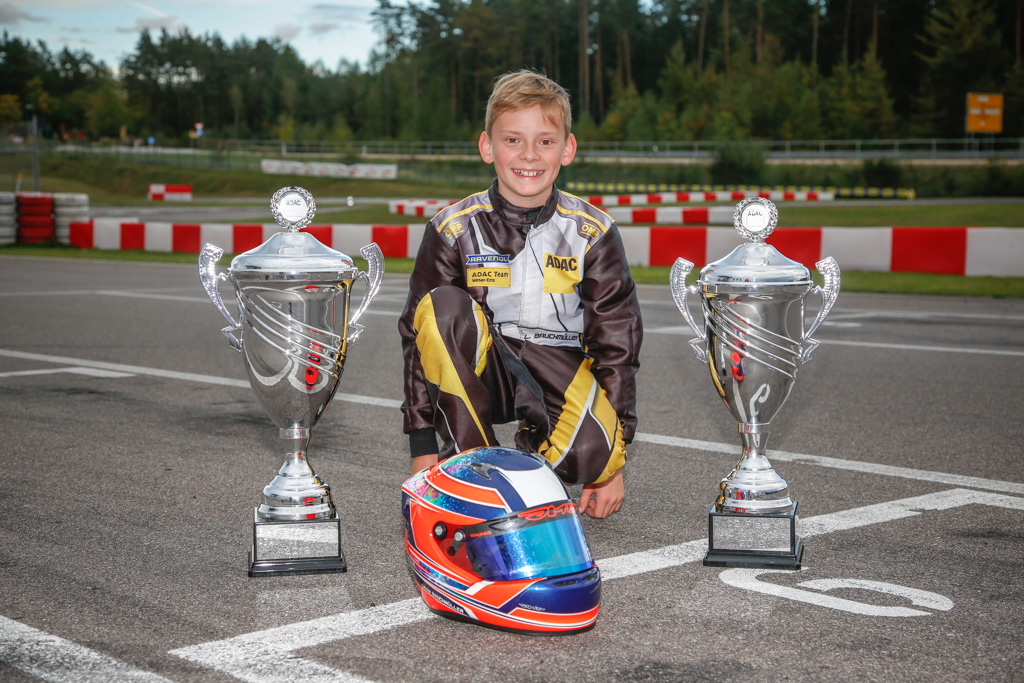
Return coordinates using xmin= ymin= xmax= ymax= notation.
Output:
xmin=966 ymin=92 xmax=1003 ymax=133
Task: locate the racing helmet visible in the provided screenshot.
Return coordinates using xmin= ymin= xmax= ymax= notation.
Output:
xmin=401 ymin=446 xmax=600 ymax=635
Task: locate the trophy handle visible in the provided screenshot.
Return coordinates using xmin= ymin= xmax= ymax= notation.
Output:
xmin=670 ymin=258 xmax=708 ymax=364
xmin=346 ymin=242 xmax=385 ymax=345
xmin=199 ymin=243 xmax=243 ymax=351
xmin=801 ymin=256 xmax=841 ymax=363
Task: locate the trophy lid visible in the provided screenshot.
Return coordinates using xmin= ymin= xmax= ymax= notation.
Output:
xmin=699 ymin=197 xmax=811 ymax=287
xmin=229 ymin=187 xmax=358 ymax=278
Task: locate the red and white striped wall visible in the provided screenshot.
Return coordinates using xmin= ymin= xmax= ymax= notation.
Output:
xmin=67 ymin=220 xmax=1024 ymax=277
xmin=388 ymin=199 xmax=457 ymax=216
xmin=607 ymin=206 xmax=736 ymax=225
xmin=147 ymin=184 xmax=193 ymax=201
xmin=387 ymin=190 xmax=834 ymax=216
xmin=70 ymin=219 xmax=428 ymax=263
xmin=581 ymin=190 xmax=834 ymax=207
xmin=616 ymin=225 xmax=1024 ymax=275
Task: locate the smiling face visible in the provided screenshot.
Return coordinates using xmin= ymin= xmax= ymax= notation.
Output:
xmin=479 ymin=105 xmax=577 ymax=208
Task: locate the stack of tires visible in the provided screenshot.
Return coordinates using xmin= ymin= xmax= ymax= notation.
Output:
xmin=16 ymin=193 xmax=56 ymax=244
xmin=54 ymin=193 xmax=90 ymax=244
xmin=0 ymin=193 xmax=14 ymax=245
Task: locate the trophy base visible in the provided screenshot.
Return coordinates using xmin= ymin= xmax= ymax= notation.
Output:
xmin=248 ymin=510 xmax=347 ymax=577
xmin=703 ymin=502 xmax=803 ymax=570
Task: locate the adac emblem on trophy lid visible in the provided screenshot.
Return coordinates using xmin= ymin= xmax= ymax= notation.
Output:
xmin=270 ymin=186 xmax=317 ymax=232
xmin=732 ymin=196 xmax=779 ymax=242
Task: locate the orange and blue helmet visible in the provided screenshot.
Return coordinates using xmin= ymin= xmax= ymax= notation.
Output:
xmin=401 ymin=446 xmax=601 ymax=635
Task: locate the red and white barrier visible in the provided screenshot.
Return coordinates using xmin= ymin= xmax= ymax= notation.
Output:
xmin=616 ymin=225 xmax=1024 ymax=275
xmin=69 ymin=219 xmax=427 ymax=263
xmin=608 ymin=206 xmax=736 ymax=225
xmin=388 ymin=199 xmax=458 ymax=216
xmin=148 ymin=184 xmax=193 ymax=201
xmin=387 ymin=191 xmax=833 ymax=216
xmin=582 ymin=190 xmax=834 ymax=207
xmin=260 ymin=159 xmax=398 ymax=180
xmin=66 ymin=220 xmax=1024 ymax=277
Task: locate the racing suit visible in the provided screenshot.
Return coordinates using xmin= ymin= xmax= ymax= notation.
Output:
xmin=398 ymin=180 xmax=643 ymax=484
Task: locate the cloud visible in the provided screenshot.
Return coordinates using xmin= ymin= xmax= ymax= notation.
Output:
xmin=0 ymin=2 xmax=47 ymax=25
xmin=127 ymin=1 xmax=169 ymax=18
xmin=115 ymin=15 xmax=182 ymax=34
xmin=274 ymin=23 xmax=301 ymax=42
xmin=309 ymin=22 xmax=339 ymax=36
xmin=308 ymin=3 xmax=373 ymax=21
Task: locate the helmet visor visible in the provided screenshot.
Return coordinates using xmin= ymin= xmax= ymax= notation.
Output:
xmin=463 ymin=502 xmax=594 ymax=582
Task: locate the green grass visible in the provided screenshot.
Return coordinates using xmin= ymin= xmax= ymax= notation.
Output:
xmin=3 ymin=245 xmax=1022 ymax=298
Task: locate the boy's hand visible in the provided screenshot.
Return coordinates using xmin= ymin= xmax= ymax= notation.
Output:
xmin=577 ymin=470 xmax=624 ymax=519
xmin=411 ymin=454 xmax=439 ymax=475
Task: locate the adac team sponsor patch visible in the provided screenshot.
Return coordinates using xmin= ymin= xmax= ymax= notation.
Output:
xmin=466 ymin=253 xmax=511 ymax=288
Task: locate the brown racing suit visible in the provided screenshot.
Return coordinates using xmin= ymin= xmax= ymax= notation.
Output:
xmin=398 ymin=180 xmax=642 ymax=484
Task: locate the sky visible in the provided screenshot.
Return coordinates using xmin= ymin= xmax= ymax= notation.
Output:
xmin=0 ymin=0 xmax=400 ymax=73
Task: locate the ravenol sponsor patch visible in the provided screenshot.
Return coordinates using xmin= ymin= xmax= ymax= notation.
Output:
xmin=466 ymin=254 xmax=511 ymax=288
xmin=543 ymin=253 xmax=581 ymax=294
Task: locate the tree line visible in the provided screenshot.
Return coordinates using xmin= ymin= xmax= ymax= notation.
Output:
xmin=0 ymin=0 xmax=1020 ymax=145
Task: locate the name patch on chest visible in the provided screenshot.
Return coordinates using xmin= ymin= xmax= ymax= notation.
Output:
xmin=542 ymin=253 xmax=581 ymax=294
xmin=466 ymin=254 xmax=511 ymax=288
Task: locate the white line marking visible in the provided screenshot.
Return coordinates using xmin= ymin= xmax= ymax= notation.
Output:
xmin=169 ymin=489 xmax=1024 ymax=681
xmin=2 ymin=348 xmax=1020 ymax=496
xmin=640 ymin=300 xmax=1024 ymax=323
xmin=0 ymin=349 xmax=403 ymax=407
xmin=0 ymin=367 xmax=134 ymax=379
xmin=631 ymin=432 xmax=1024 ymax=496
xmin=0 ymin=288 xmax=404 ymax=316
xmin=824 ymin=339 xmax=1024 ymax=357
xmin=0 ymin=615 xmax=173 ymax=682
xmin=643 ymin=328 xmax=1024 ymax=357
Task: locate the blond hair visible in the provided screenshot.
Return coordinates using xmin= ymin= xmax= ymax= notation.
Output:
xmin=485 ymin=70 xmax=572 ymax=138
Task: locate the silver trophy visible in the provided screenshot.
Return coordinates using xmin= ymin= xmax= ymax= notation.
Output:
xmin=670 ymin=197 xmax=840 ymax=569
xmin=199 ymin=186 xmax=384 ymax=576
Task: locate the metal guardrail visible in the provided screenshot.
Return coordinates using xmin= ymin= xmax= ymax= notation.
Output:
xmin=4 ymin=136 xmax=1021 ymax=162
xmin=212 ymin=137 xmax=1024 ymax=161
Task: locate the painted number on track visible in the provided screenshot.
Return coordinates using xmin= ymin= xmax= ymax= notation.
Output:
xmin=720 ymin=568 xmax=954 ymax=617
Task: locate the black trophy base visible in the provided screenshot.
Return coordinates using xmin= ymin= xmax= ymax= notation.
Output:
xmin=703 ymin=502 xmax=803 ymax=570
xmin=248 ymin=510 xmax=348 ymax=577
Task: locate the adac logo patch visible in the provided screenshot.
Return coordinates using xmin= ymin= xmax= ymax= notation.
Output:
xmin=466 ymin=253 xmax=511 ymax=288
xmin=578 ymin=221 xmax=602 ymax=239
xmin=543 ymin=252 xmax=580 ymax=294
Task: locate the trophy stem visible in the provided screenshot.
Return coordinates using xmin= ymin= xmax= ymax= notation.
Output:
xmin=715 ymin=424 xmax=793 ymax=515
xmin=256 ymin=428 xmax=337 ymax=522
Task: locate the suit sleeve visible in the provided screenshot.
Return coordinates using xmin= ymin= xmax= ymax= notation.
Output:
xmin=579 ymin=223 xmax=643 ymax=443
xmin=398 ymin=222 xmax=465 ymax=442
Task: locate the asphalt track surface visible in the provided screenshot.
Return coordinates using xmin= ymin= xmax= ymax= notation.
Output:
xmin=1 ymin=255 xmax=1023 ymax=682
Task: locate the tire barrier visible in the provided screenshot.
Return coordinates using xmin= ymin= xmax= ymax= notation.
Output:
xmin=0 ymin=192 xmax=14 ymax=245
xmin=65 ymin=220 xmax=1024 ymax=277
xmin=16 ymin=193 xmax=55 ymax=244
xmin=563 ymin=181 xmax=914 ymax=200
xmin=54 ymin=193 xmax=90 ymax=245
xmin=148 ymin=184 xmax=193 ymax=201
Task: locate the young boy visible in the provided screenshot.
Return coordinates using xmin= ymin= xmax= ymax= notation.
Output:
xmin=398 ymin=70 xmax=642 ymax=519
